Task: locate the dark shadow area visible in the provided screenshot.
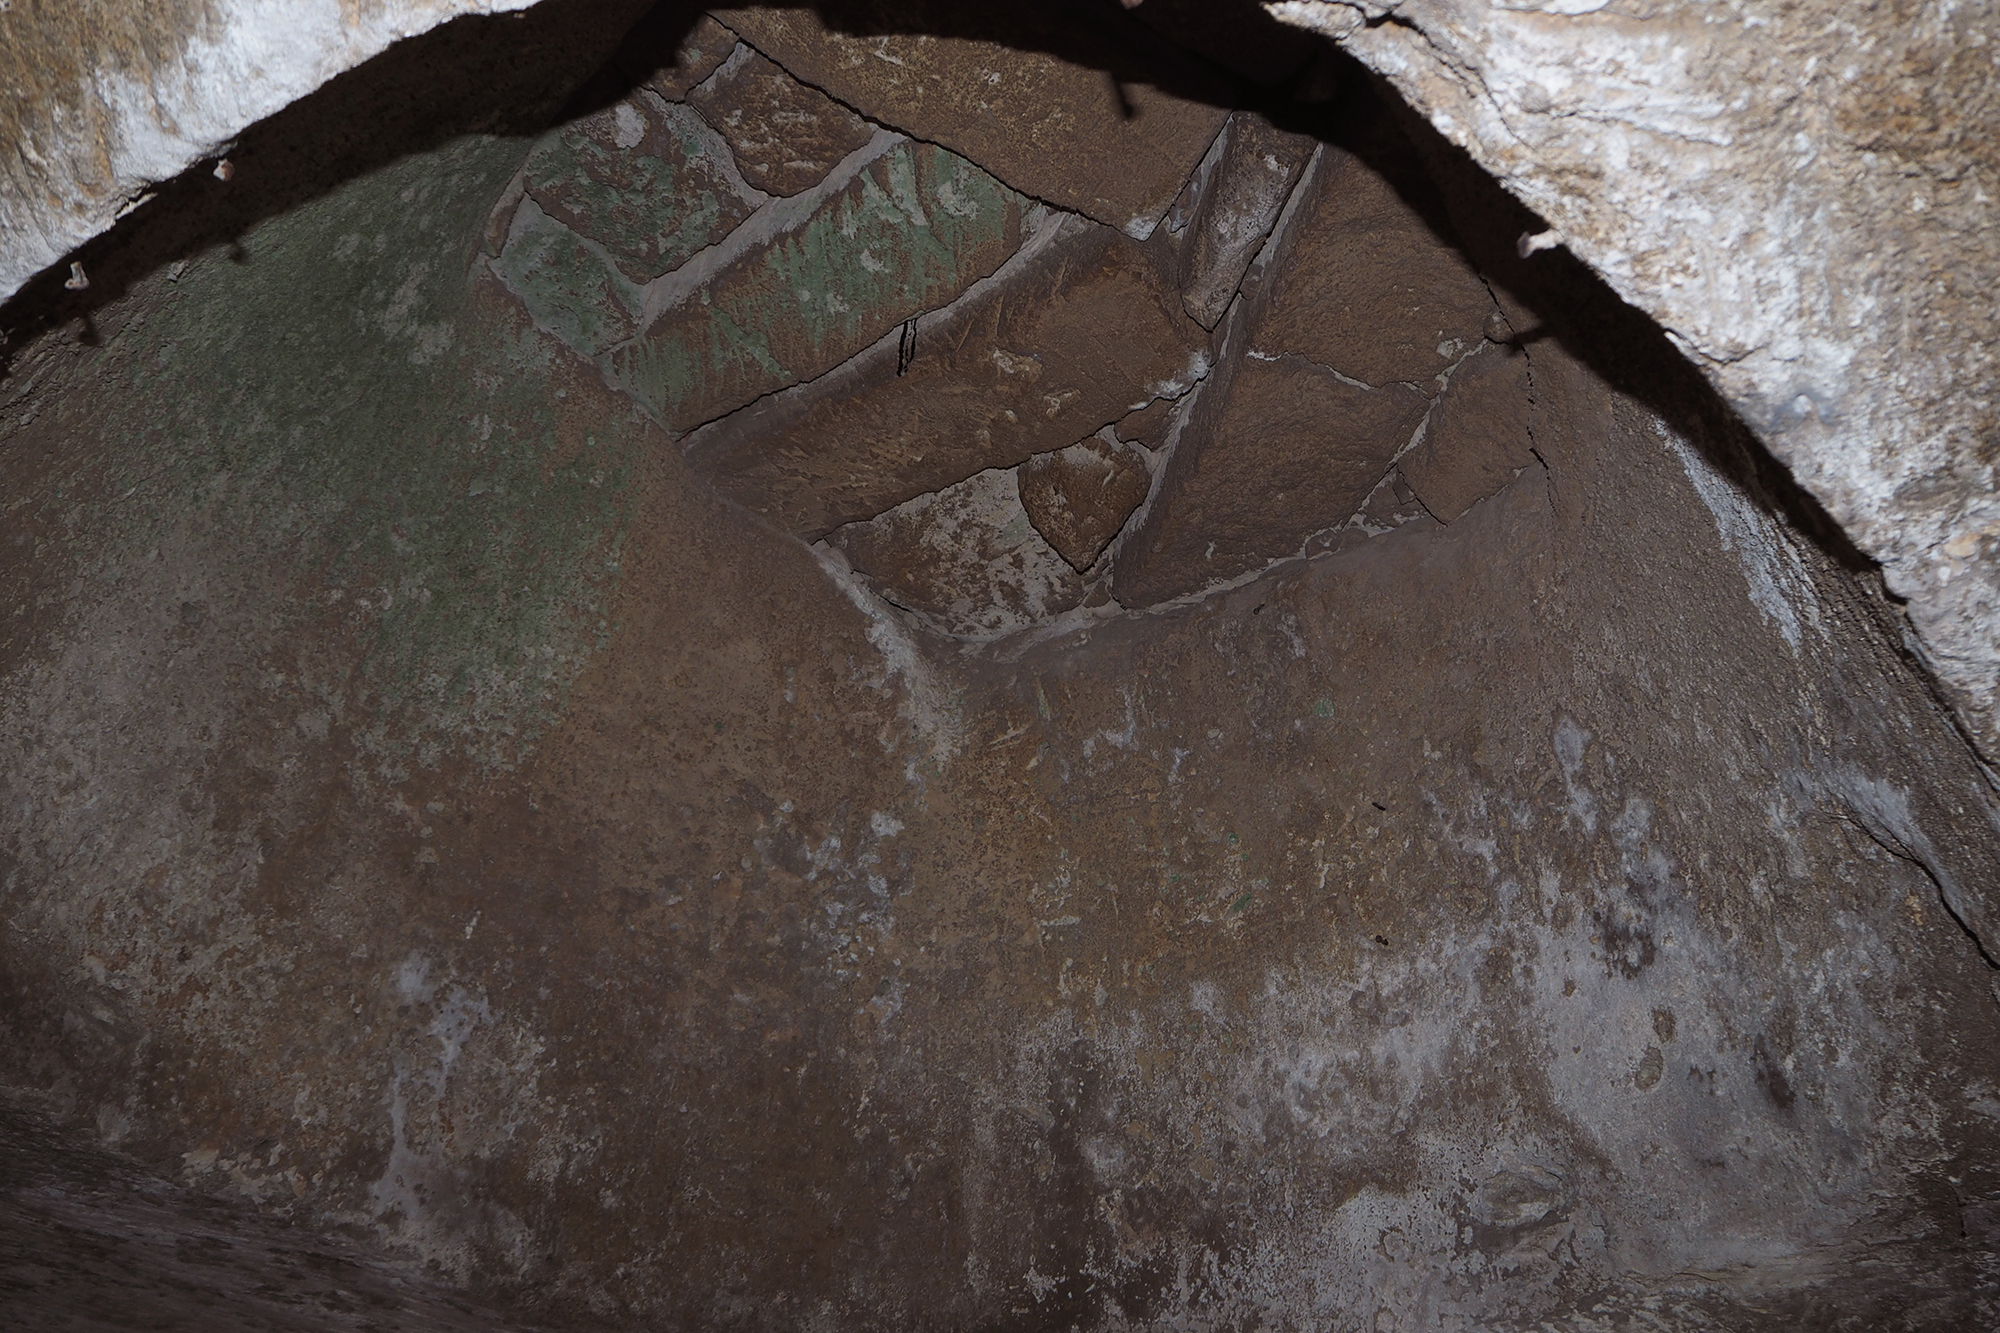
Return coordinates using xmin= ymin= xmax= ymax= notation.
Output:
xmin=0 ymin=1088 xmax=599 ymax=1332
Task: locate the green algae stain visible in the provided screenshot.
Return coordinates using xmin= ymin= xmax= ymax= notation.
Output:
xmin=522 ymin=101 xmax=756 ymax=284
xmin=87 ymin=134 xmax=643 ymax=771
xmin=493 ymin=198 xmax=642 ymax=357
xmin=606 ymin=140 xmax=1023 ymax=430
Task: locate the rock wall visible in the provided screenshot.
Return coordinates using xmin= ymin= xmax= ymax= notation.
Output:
xmin=2 ymin=3 xmax=1998 ymax=1330
xmin=10 ymin=0 xmax=1994 ymax=770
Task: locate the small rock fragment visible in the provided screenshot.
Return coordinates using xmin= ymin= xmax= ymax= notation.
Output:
xmin=1360 ymin=468 xmax=1435 ymax=531
xmin=828 ymin=469 xmax=1086 ymax=639
xmin=1018 ymin=435 xmax=1153 ymax=572
xmin=1113 ymin=395 xmax=1183 ymax=452
xmin=1175 ymin=113 xmax=1317 ymax=329
xmin=687 ymin=43 xmax=877 ymax=197
xmin=1397 ymin=340 xmax=1535 ymax=523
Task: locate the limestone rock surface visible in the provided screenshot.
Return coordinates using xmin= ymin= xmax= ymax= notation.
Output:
xmin=1270 ymin=0 xmax=2000 ymax=759
xmin=1113 ymin=351 xmax=1428 ymax=605
xmin=599 ymin=133 xmax=1024 ymax=432
xmin=1251 ymin=134 xmax=1496 ymax=390
xmin=1398 ymin=337 xmax=1535 ymax=523
xmin=1 ymin=44 xmax=1998 ymax=1329
xmin=1174 ymin=113 xmax=1318 ymax=329
xmin=0 ymin=0 xmax=570 ymax=303
xmin=521 ymin=95 xmax=763 ymax=285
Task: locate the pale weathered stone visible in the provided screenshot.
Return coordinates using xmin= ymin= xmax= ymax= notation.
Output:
xmin=521 ymin=94 xmax=765 ymax=285
xmin=1251 ymin=136 xmax=1496 ymax=390
xmin=1398 ymin=338 xmax=1534 ymax=523
xmin=827 ymin=468 xmax=1086 ymax=639
xmin=640 ymin=13 xmax=738 ymax=100
xmin=1017 ymin=435 xmax=1154 ymax=573
xmin=1175 ymin=113 xmax=1318 ymax=329
xmin=710 ymin=3 xmax=1232 ymax=237
xmin=0 ymin=0 xmax=577 ymax=304
xmin=682 ymin=214 xmax=1211 ymax=537
xmin=1112 ymin=352 xmax=1428 ymax=606
xmin=686 ymin=42 xmax=876 ymax=198
xmin=1270 ymin=0 xmax=2000 ymax=760
xmin=604 ymin=134 xmax=1024 ymax=432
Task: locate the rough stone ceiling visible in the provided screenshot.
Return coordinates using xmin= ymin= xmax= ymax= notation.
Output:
xmin=6 ymin=0 xmax=1995 ymax=765
xmin=1 ymin=2 xmax=1997 ymax=1330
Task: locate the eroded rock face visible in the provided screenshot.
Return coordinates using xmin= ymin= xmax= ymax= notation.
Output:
xmin=828 ymin=468 xmax=1088 ymax=639
xmin=8 ymin=0 xmax=1996 ymax=773
xmin=1114 ymin=353 xmax=1430 ymax=604
xmin=1400 ymin=337 xmax=1536 ymax=524
xmin=684 ymin=41 xmax=876 ymax=197
xmin=1251 ymin=133 xmax=1497 ymax=392
xmin=1171 ymin=112 xmax=1318 ymax=330
xmin=1269 ymin=0 xmax=2000 ymax=761
xmin=0 ymin=0 xmax=559 ymax=302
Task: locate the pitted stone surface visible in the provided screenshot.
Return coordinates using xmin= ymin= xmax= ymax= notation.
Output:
xmin=1271 ymin=0 xmax=2000 ymax=761
xmin=521 ymin=94 xmax=764 ymax=285
xmin=1113 ymin=351 xmax=1428 ymax=606
xmin=3 ymin=7 xmax=2000 ymax=1331
xmin=1251 ymin=134 xmax=1496 ymax=391
xmin=0 ymin=0 xmax=575 ymax=303
xmin=686 ymin=41 xmax=876 ymax=198
xmin=1112 ymin=394 xmax=1184 ymax=453
xmin=827 ymin=468 xmax=1087 ymax=639
xmin=603 ymin=134 xmax=1024 ymax=432
xmin=710 ymin=3 xmax=1232 ymax=237
xmin=1398 ymin=338 xmax=1535 ymax=524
